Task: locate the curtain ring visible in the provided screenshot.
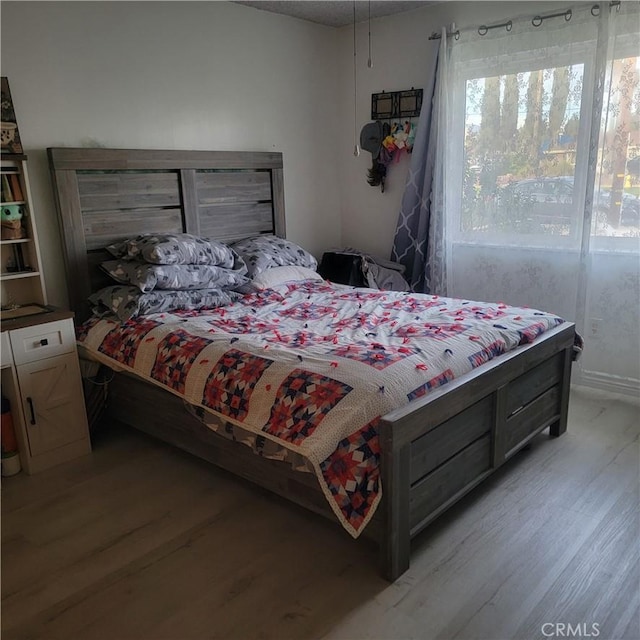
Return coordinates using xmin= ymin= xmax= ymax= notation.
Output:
xmin=478 ymin=25 xmax=488 ymax=36
xmin=565 ymin=9 xmax=572 ymax=21
xmin=591 ymin=4 xmax=600 ymax=16
xmin=455 ymin=30 xmax=460 ymax=40
xmin=505 ymin=20 xmax=513 ymax=32
xmin=532 ymin=15 xmax=543 ymax=27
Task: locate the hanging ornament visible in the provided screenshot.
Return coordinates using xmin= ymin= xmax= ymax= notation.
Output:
xmin=353 ymin=1 xmax=360 ymax=157
xmin=367 ymin=0 xmax=373 ymax=69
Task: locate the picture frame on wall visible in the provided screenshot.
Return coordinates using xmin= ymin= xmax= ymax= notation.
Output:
xmin=1 ymin=77 xmax=23 ymax=155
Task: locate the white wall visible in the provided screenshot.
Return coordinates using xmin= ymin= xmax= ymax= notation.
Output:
xmin=582 ymin=253 xmax=640 ymax=390
xmin=0 ymin=1 xmax=341 ymax=307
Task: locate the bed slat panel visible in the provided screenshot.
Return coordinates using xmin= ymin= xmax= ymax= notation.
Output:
xmin=181 ymin=170 xmax=200 ymax=236
xmin=48 ymin=148 xmax=284 ymax=171
xmin=198 ymin=202 xmax=274 ymax=240
xmin=196 ymin=171 xmax=271 ymax=203
xmin=410 ymin=395 xmax=493 ymax=486
xmin=271 ymin=167 xmax=286 ymax=237
xmin=409 ymin=434 xmax=492 ymax=529
xmin=77 ymin=172 xmax=180 ymax=211
xmin=83 ymin=208 xmax=184 ymax=250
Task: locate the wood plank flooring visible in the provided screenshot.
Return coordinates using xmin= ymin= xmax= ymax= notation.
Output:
xmin=2 ymin=386 xmax=638 ymax=640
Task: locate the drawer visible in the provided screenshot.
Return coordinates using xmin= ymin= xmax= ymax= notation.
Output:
xmin=1 ymin=331 xmax=12 ymax=368
xmin=505 ymin=385 xmax=560 ymax=456
xmin=506 ymin=352 xmax=562 ymax=416
xmin=9 ymin=319 xmax=76 ymax=366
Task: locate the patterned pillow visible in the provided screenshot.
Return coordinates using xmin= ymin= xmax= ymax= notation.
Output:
xmin=100 ymin=260 xmax=250 ymax=293
xmin=106 ymin=233 xmax=240 ymax=267
xmin=230 ymin=234 xmax=317 ymax=278
xmin=88 ymin=286 xmax=240 ymax=321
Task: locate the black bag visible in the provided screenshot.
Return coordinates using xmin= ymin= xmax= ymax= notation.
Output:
xmin=318 ymin=252 xmax=366 ymax=287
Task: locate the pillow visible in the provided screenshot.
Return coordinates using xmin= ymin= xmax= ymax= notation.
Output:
xmin=100 ymin=260 xmax=250 ymax=293
xmin=88 ymin=285 xmax=240 ymax=322
xmin=251 ymin=265 xmax=323 ymax=290
xmin=230 ymin=234 xmax=317 ymax=278
xmin=106 ymin=233 xmax=241 ymax=267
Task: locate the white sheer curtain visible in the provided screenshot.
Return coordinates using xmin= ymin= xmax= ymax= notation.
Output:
xmin=432 ymin=2 xmax=640 ymax=391
xmin=425 ymin=27 xmax=450 ymax=295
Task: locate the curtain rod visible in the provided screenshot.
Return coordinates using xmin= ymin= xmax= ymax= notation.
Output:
xmin=428 ymin=0 xmax=621 ymax=40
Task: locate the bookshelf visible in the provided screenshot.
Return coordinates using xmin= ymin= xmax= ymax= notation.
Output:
xmin=1 ymin=154 xmax=47 ymax=310
xmin=1 ymin=154 xmax=89 ymax=475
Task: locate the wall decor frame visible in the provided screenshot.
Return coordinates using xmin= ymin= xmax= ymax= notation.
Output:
xmin=371 ymin=88 xmax=423 ymax=120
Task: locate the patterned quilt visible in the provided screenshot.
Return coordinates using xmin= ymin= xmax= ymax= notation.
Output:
xmin=77 ymin=280 xmax=565 ymax=537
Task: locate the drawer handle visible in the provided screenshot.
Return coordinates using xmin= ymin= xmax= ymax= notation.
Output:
xmin=27 ymin=397 xmax=36 ymax=425
xmin=40 ymin=338 xmax=49 ymax=346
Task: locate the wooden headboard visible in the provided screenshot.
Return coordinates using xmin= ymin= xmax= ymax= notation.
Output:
xmin=48 ymin=148 xmax=285 ymax=322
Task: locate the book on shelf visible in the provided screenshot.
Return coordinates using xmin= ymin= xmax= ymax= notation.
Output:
xmin=9 ymin=174 xmax=23 ymax=200
xmin=1 ymin=172 xmax=23 ymax=203
xmin=3 ymin=245 xmax=25 ymax=271
xmin=1 ymin=173 xmax=12 ymax=201
xmin=15 ymin=244 xmax=25 ymax=271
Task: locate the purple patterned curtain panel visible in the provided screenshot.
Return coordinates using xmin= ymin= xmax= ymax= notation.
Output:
xmin=391 ymin=41 xmax=440 ymax=293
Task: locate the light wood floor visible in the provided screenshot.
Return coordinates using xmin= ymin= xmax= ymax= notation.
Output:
xmin=2 ymin=386 xmax=638 ymax=640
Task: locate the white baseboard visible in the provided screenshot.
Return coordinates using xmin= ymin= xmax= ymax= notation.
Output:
xmin=573 ymin=370 xmax=640 ymax=401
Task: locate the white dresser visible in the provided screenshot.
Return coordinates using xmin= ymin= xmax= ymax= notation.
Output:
xmin=1 ymin=310 xmax=91 ymax=474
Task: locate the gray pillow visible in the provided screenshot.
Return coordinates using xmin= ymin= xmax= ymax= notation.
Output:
xmin=88 ymin=286 xmax=240 ymax=321
xmin=106 ymin=233 xmax=240 ymax=267
xmin=230 ymin=234 xmax=317 ymax=278
xmin=100 ymin=260 xmax=250 ymax=293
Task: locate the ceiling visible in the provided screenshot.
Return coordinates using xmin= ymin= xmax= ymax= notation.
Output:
xmin=233 ymin=1 xmax=437 ymax=28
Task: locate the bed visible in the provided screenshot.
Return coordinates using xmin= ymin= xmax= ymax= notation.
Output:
xmin=48 ymin=147 xmax=577 ymax=581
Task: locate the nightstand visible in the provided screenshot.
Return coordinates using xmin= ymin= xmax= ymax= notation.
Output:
xmin=1 ymin=309 xmax=91 ymax=474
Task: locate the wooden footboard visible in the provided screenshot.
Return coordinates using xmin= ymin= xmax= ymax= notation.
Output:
xmin=104 ymin=323 xmax=574 ymax=582
xmin=378 ymin=322 xmax=574 ymax=580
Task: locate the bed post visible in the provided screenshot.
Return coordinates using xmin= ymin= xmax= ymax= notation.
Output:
xmin=549 ymin=345 xmax=572 ymax=437
xmin=379 ymin=417 xmax=411 ymax=581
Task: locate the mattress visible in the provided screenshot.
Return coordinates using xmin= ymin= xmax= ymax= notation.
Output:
xmin=77 ymin=279 xmax=565 ymax=536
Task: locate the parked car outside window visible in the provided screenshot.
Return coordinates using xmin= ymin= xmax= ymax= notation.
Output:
xmin=498 ymin=176 xmax=639 ymax=229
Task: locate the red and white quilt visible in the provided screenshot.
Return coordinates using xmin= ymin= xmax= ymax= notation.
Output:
xmin=77 ymin=280 xmax=565 ymax=537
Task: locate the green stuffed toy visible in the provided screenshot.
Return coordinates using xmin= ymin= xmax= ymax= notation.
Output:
xmin=1 ymin=204 xmax=24 ymax=240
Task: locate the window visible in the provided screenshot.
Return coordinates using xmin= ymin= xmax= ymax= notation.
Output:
xmin=428 ymin=4 xmax=639 ymax=389
xmin=461 ymin=65 xmax=586 ymax=240
xmin=592 ymin=50 xmax=640 ymax=241
xmin=453 ymin=47 xmax=639 ymax=246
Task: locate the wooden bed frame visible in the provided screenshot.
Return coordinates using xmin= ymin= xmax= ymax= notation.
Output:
xmin=48 ymin=148 xmax=576 ymax=581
